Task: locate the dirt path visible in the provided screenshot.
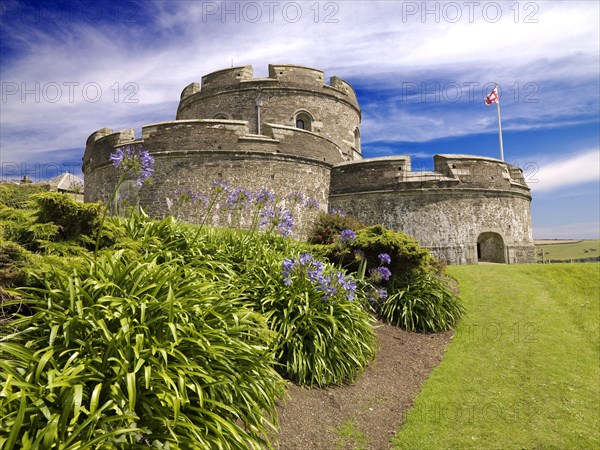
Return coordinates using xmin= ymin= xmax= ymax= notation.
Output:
xmin=274 ymin=323 xmax=454 ymax=450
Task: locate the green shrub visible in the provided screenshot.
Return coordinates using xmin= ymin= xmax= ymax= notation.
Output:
xmin=201 ymin=230 xmax=378 ymax=387
xmin=266 ymin=280 xmax=377 ymax=387
xmin=0 ymin=251 xmax=285 ymax=449
xmin=0 ymin=205 xmax=99 ymax=257
xmin=320 ymin=225 xmax=464 ymax=333
xmin=0 ymin=207 xmax=32 ymax=224
xmin=0 ymin=241 xmax=31 ymax=288
xmin=0 ymin=208 xmax=35 ymax=243
xmin=110 ymin=211 xmax=191 ymax=257
xmin=2 ymin=192 xmax=113 ymax=253
xmin=379 ymin=272 xmax=465 ymax=332
xmin=34 ymin=192 xmax=104 ymax=244
xmin=326 ymin=225 xmax=437 ymax=277
xmin=307 ymin=211 xmax=365 ymax=245
xmin=0 ymin=184 xmax=49 ymax=209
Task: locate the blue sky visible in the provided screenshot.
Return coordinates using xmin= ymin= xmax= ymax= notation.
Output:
xmin=0 ymin=0 xmax=598 ymax=239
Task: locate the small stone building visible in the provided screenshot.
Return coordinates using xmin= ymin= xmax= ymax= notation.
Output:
xmin=82 ymin=64 xmax=536 ymax=264
xmin=49 ymin=172 xmax=84 ymax=202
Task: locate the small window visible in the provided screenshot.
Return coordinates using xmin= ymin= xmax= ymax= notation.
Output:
xmin=294 ymin=111 xmax=312 ymax=131
xmin=214 ymin=113 xmax=229 ymax=120
xmin=354 ymin=127 xmax=361 ymax=150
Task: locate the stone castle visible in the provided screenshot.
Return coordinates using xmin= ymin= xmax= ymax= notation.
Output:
xmin=83 ymin=64 xmax=536 ymax=264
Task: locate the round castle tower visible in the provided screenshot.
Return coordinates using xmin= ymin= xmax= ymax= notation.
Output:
xmin=329 ymin=154 xmax=536 ymax=264
xmin=82 ymin=64 xmax=361 ymax=238
xmin=177 ymin=64 xmax=361 ymax=161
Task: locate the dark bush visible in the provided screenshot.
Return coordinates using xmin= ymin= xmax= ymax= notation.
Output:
xmin=34 ymin=192 xmax=104 ymax=244
xmin=307 ymin=211 xmax=365 ymax=245
xmin=0 ymin=241 xmax=30 ymax=288
xmin=326 ymin=224 xmax=437 ymax=277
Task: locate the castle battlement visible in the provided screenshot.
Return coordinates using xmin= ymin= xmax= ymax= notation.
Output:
xmin=192 ymin=64 xmax=357 ymax=100
xmin=330 ymin=154 xmax=530 ymax=199
xmin=83 ymin=116 xmax=345 ymax=176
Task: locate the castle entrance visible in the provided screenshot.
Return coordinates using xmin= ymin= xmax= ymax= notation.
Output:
xmin=476 ymin=232 xmax=506 ymax=263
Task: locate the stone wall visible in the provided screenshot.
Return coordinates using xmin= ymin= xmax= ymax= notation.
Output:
xmin=82 ymin=120 xmax=335 ymax=239
xmin=330 ymin=190 xmax=535 ymax=264
xmin=329 ymin=155 xmax=536 ymax=264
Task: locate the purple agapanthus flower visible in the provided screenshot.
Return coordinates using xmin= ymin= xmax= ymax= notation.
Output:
xmin=211 ymin=180 xmax=230 ymax=194
xmin=109 ymin=145 xmax=154 ymax=185
xmin=226 ymin=188 xmax=253 ymax=209
xmin=174 ymin=188 xmax=197 ymax=203
xmin=282 ymin=253 xmax=316 ymax=286
xmin=282 ymin=258 xmax=295 ymax=285
xmin=305 ymin=198 xmax=319 ymax=210
xmin=281 ymin=253 xmax=356 ymax=302
xmin=287 ymin=192 xmax=305 ymax=205
xmin=330 ymin=208 xmax=346 ymax=217
xmin=337 ymin=272 xmax=357 ymax=301
xmin=307 ymin=263 xmax=325 ymax=284
xmin=369 ymin=266 xmax=392 ymax=282
xmin=378 ymin=253 xmax=391 ymax=265
xmin=298 ymin=253 xmax=315 ymax=265
xmin=254 ymin=188 xmax=275 ymax=206
xmin=260 ymin=205 xmax=294 ymax=237
xmin=353 ymin=249 xmax=365 ymax=261
xmin=340 ymin=229 xmax=356 ymax=244
xmin=316 ymin=274 xmax=338 ymax=301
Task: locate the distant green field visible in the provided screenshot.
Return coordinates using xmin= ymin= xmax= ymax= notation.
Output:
xmin=535 ymin=239 xmax=600 ymax=262
xmin=393 ymin=264 xmax=600 ymax=449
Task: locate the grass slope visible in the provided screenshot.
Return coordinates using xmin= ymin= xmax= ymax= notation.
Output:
xmin=393 ymin=264 xmax=600 ymax=449
xmin=536 ymin=239 xmax=600 ymax=262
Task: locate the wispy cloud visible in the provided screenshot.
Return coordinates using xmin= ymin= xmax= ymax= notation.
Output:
xmin=529 ymin=149 xmax=600 ymax=192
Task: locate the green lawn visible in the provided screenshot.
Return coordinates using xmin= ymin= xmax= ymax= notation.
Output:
xmin=392 ymin=263 xmax=600 ymax=449
xmin=536 ymin=239 xmax=600 ymax=262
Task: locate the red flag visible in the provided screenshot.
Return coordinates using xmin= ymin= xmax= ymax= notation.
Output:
xmin=485 ymin=86 xmax=499 ymax=107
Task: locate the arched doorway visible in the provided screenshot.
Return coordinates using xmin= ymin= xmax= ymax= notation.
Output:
xmin=477 ymin=232 xmax=506 ymax=263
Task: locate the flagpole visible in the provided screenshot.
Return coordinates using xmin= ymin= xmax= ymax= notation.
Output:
xmin=495 ymin=83 xmax=504 ymax=161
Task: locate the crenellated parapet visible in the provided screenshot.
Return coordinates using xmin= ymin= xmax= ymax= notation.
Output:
xmin=433 ymin=154 xmax=530 ymax=192
xmin=83 ymin=117 xmax=345 ymax=175
xmin=330 ymin=154 xmax=531 ymax=199
xmin=181 ymin=65 xmax=358 ymax=107
xmin=83 ymin=128 xmax=136 ymax=173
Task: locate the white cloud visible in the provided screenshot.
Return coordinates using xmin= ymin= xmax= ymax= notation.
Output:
xmin=529 ymin=149 xmax=600 ymax=192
